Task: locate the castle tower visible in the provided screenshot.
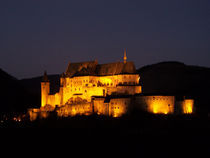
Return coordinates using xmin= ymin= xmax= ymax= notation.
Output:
xmin=123 ymin=48 xmax=127 ymax=64
xmin=41 ymin=71 xmax=50 ymax=107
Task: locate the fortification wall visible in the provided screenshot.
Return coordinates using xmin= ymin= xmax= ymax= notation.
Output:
xmin=41 ymin=82 xmax=50 ymax=107
xmin=135 ymin=96 xmax=175 ymax=114
xmin=57 ymin=102 xmax=92 ymax=117
xmin=93 ymin=97 xmax=131 ymax=117
xmin=93 ymin=98 xmax=108 ymax=115
xmin=175 ymin=99 xmax=194 ymax=114
xmin=109 ymin=98 xmax=131 ymax=117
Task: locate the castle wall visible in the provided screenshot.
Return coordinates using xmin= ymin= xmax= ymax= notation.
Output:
xmin=107 ymin=85 xmax=141 ymax=95
xmin=41 ymin=82 xmax=50 ymax=107
xmin=93 ymin=98 xmax=108 ymax=115
xmin=46 ymin=93 xmax=61 ymax=107
xmin=175 ymin=99 xmax=194 ymax=114
xmin=135 ymin=96 xmax=175 ymax=114
xmin=109 ymin=98 xmax=131 ymax=117
xmin=93 ymin=97 xmax=131 ymax=117
xmin=182 ymin=99 xmax=194 ymax=114
xmin=48 ymin=74 xmax=141 ymax=107
xmin=57 ymin=102 xmax=92 ymax=117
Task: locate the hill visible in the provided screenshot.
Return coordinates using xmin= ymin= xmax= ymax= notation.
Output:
xmin=137 ymin=61 xmax=210 ymax=114
xmin=0 ymin=69 xmax=34 ymax=112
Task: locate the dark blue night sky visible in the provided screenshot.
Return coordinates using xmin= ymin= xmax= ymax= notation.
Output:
xmin=0 ymin=0 xmax=209 ymax=79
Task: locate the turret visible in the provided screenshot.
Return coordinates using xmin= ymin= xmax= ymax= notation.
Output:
xmin=41 ymin=71 xmax=50 ymax=107
xmin=123 ymin=48 xmax=127 ymax=64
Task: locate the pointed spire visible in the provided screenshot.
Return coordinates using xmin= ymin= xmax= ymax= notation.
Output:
xmin=61 ymin=72 xmax=65 ymax=78
xmin=42 ymin=71 xmax=49 ymax=82
xmin=94 ymin=59 xmax=98 ymax=65
xmin=123 ymin=48 xmax=127 ymax=64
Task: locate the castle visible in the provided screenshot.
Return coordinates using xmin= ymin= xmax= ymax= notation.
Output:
xmin=28 ymin=50 xmax=194 ymax=120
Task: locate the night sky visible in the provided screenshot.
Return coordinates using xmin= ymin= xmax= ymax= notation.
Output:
xmin=0 ymin=0 xmax=209 ymax=79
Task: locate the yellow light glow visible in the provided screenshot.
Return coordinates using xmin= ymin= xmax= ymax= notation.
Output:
xmin=147 ymin=97 xmax=174 ymax=114
xmin=164 ymin=111 xmax=168 ymax=114
xmin=183 ymin=99 xmax=193 ymax=114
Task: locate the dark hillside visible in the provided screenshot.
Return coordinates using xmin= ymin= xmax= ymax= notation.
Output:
xmin=0 ymin=69 xmax=33 ymax=112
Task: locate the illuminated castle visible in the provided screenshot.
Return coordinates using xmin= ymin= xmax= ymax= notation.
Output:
xmin=40 ymin=50 xmax=141 ymax=117
xmin=28 ymin=50 xmax=194 ymax=120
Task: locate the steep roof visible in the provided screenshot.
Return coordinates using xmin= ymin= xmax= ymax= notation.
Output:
xmin=65 ymin=61 xmax=137 ymax=77
xmin=65 ymin=61 xmax=98 ymax=77
xmin=96 ymin=62 xmax=136 ymax=76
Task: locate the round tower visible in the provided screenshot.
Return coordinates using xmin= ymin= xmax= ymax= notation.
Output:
xmin=41 ymin=71 xmax=50 ymax=107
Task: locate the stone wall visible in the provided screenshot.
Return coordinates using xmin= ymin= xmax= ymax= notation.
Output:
xmin=93 ymin=97 xmax=131 ymax=117
xmin=175 ymin=99 xmax=194 ymax=114
xmin=57 ymin=102 xmax=92 ymax=117
xmin=42 ymin=74 xmax=141 ymax=107
xmin=134 ymin=96 xmax=175 ymax=114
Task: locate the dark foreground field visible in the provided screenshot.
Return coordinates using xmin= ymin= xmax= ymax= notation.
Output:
xmin=1 ymin=112 xmax=208 ymax=157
